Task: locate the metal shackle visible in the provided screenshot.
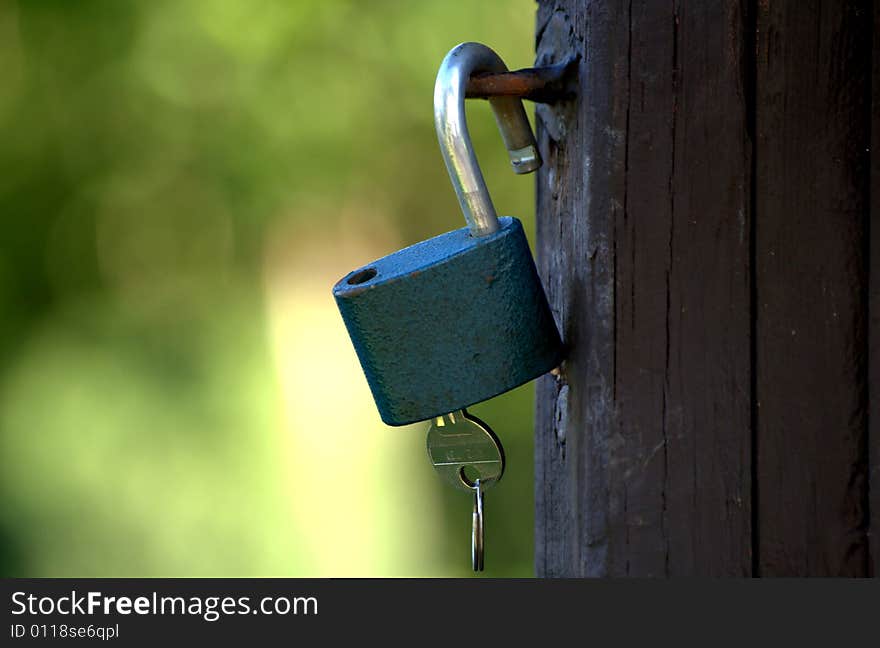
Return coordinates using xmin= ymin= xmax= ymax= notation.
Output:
xmin=434 ymin=42 xmax=542 ymax=237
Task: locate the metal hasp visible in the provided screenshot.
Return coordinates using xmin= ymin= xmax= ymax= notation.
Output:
xmin=332 ymin=42 xmax=563 ymax=426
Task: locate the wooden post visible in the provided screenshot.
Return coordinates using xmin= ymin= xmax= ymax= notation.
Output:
xmin=534 ymin=0 xmax=876 ymax=576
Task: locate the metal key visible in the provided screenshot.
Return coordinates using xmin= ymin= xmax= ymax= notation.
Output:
xmin=426 ymin=409 xmax=504 ymax=571
xmin=472 ymin=479 xmax=484 ymax=571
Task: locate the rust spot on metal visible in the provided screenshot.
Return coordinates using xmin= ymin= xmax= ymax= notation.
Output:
xmin=465 ymin=59 xmax=578 ymax=104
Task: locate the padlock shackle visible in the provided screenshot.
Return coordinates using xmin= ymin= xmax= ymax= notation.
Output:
xmin=434 ymin=42 xmax=541 ymax=237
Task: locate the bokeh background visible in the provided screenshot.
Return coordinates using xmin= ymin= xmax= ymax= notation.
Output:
xmin=0 ymin=0 xmax=540 ymax=577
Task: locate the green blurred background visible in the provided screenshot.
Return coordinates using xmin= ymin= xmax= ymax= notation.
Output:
xmin=0 ymin=0 xmax=539 ymax=577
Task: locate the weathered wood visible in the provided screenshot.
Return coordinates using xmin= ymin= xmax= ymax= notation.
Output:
xmin=665 ymin=0 xmax=753 ymax=576
xmin=535 ymin=0 xmax=875 ymax=576
xmin=868 ymin=0 xmax=879 ymax=577
xmin=754 ymin=0 xmax=871 ymax=576
xmin=535 ymin=0 xmax=751 ymax=576
xmin=534 ymin=0 xmax=621 ymax=577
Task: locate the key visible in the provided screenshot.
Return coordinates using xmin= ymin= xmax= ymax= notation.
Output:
xmin=472 ymin=479 xmax=484 ymax=571
xmin=426 ymin=409 xmax=504 ymax=571
xmin=426 ymin=409 xmax=505 ymax=491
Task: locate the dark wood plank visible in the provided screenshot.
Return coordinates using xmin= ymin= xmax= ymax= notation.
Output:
xmin=534 ymin=0 xmax=751 ymax=576
xmin=534 ymin=0 xmax=626 ymax=577
xmin=611 ymin=0 xmax=677 ymax=576
xmin=664 ymin=0 xmax=752 ymax=576
xmin=755 ymin=0 xmax=872 ymax=576
xmin=870 ymin=0 xmax=879 ymax=577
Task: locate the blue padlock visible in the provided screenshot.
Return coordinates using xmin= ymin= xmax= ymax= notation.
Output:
xmin=333 ymin=43 xmax=563 ymax=426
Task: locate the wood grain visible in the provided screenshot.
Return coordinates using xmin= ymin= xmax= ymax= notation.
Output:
xmin=535 ymin=0 xmax=751 ymax=576
xmin=534 ymin=0 xmax=624 ymax=577
xmin=754 ymin=0 xmax=871 ymax=576
xmin=535 ymin=0 xmax=874 ymax=576
xmin=871 ymin=0 xmax=880 ymax=577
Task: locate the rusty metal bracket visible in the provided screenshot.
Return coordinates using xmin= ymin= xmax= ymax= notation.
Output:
xmin=465 ymin=58 xmax=578 ymax=104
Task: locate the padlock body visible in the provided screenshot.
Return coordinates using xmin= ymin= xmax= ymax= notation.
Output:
xmin=333 ymin=217 xmax=563 ymax=426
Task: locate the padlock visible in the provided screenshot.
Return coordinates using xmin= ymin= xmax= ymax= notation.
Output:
xmin=333 ymin=42 xmax=563 ymax=426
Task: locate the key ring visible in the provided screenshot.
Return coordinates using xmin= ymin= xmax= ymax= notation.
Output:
xmin=471 ymin=478 xmax=484 ymax=571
